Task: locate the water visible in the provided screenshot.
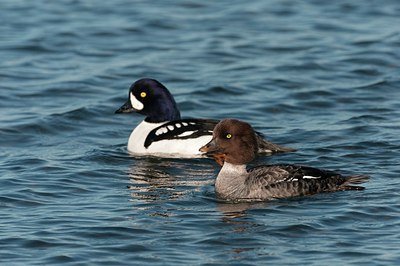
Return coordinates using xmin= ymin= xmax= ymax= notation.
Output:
xmin=1 ymin=0 xmax=400 ymax=265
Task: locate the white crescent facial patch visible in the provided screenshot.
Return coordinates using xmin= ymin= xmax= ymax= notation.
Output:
xmin=130 ymin=93 xmax=144 ymax=110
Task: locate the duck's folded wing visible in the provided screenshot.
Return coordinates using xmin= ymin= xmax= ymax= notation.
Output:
xmin=144 ymin=119 xmax=218 ymax=148
xmin=247 ymin=164 xmax=342 ymax=187
xmin=274 ymin=165 xmax=340 ymax=181
xmin=249 ymin=164 xmax=368 ymax=197
xmin=247 ymin=165 xmax=292 ymax=185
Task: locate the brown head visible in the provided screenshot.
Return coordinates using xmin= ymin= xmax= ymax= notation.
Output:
xmin=200 ymin=119 xmax=258 ymax=165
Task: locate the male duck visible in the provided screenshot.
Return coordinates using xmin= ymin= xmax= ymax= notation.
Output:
xmin=200 ymin=118 xmax=369 ymax=201
xmin=116 ymin=78 xmax=295 ymax=158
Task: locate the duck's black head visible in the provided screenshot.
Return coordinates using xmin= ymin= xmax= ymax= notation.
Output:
xmin=115 ymin=78 xmax=181 ymax=123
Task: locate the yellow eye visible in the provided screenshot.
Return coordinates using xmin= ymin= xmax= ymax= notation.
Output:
xmin=226 ymin=133 xmax=232 ymax=139
xmin=140 ymin=92 xmax=147 ymax=98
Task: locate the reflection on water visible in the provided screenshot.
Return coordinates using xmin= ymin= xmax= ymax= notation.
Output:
xmin=127 ymin=157 xmax=215 ymax=202
xmin=217 ymin=201 xmax=256 ymax=219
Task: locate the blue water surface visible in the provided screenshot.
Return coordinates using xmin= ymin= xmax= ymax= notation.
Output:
xmin=1 ymin=0 xmax=400 ymax=265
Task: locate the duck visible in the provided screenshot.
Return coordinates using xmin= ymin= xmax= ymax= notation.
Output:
xmin=115 ymin=78 xmax=296 ymax=158
xmin=199 ymin=118 xmax=369 ymax=201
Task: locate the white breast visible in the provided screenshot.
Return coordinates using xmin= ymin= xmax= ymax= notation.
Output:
xmin=127 ymin=121 xmax=212 ymax=158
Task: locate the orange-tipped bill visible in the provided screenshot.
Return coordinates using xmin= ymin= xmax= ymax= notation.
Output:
xmin=200 ymin=139 xmax=226 ymax=166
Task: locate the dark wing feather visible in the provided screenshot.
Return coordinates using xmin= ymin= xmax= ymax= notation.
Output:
xmin=144 ymin=119 xmax=218 ymax=148
xmin=254 ymin=132 xmax=297 ymax=153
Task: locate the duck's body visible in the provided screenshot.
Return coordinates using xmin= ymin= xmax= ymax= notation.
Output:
xmin=215 ymin=162 xmax=367 ymax=201
xmin=127 ymin=119 xmax=214 ymax=157
xmin=200 ymin=119 xmax=368 ymax=201
xmin=116 ymin=78 xmax=295 ymax=158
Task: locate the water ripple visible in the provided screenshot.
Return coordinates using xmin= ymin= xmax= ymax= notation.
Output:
xmin=1 ymin=0 xmax=400 ymax=265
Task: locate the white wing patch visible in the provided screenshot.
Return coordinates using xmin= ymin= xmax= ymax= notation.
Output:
xmin=177 ymin=131 xmax=195 ymax=137
xmin=130 ymin=93 xmax=144 ymax=110
xmin=286 ymin=175 xmax=321 ymax=182
xmin=303 ymin=175 xmax=321 ymax=179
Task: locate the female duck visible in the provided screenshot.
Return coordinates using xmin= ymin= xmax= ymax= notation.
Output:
xmin=116 ymin=78 xmax=295 ymax=158
xmin=200 ymin=119 xmax=368 ymax=201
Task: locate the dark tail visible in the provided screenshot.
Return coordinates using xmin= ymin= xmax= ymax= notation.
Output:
xmin=255 ymin=133 xmax=297 ymax=154
xmin=340 ymin=175 xmax=369 ymax=191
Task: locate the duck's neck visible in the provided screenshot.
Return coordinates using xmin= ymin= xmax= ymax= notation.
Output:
xmin=215 ymin=162 xmax=248 ymax=199
xmin=144 ymin=99 xmax=181 ymax=123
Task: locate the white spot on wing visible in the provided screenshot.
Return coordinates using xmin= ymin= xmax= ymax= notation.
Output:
xmin=176 ymin=123 xmax=181 ymax=128
xmin=182 ymin=122 xmax=188 ymax=126
xmin=167 ymin=125 xmax=174 ymax=131
xmin=303 ymin=176 xmax=320 ymax=179
xmin=177 ymin=131 xmax=195 ymax=137
xmin=130 ymin=93 xmax=144 ymax=110
xmin=155 ymin=127 xmax=168 ymax=136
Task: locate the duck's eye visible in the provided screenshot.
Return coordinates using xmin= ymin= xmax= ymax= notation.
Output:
xmin=140 ymin=92 xmax=147 ymax=98
xmin=226 ymin=133 xmax=232 ymax=139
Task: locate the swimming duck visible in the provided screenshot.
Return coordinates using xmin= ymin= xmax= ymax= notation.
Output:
xmin=200 ymin=118 xmax=369 ymax=201
xmin=116 ymin=78 xmax=295 ymax=158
